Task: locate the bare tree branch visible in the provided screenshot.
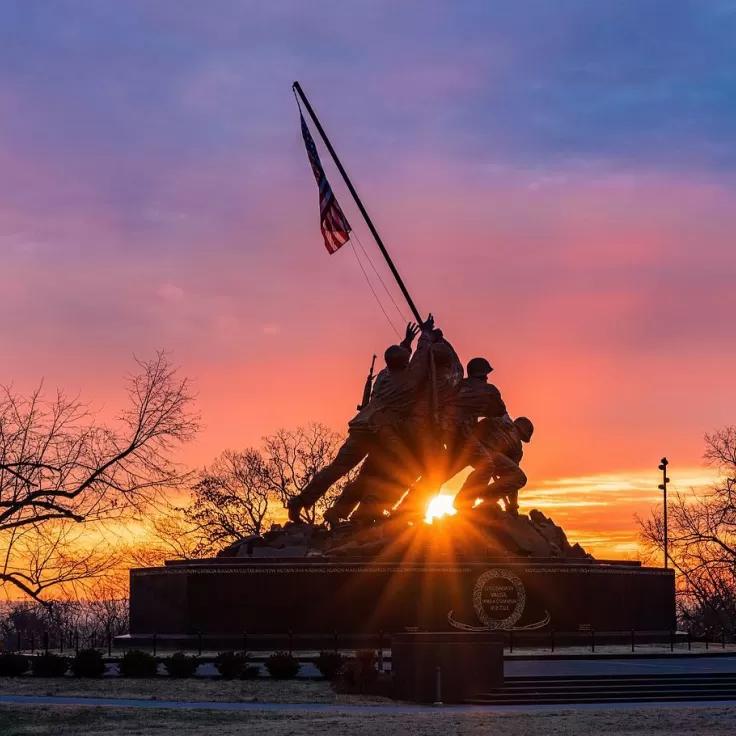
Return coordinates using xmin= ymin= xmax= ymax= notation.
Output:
xmin=0 ymin=352 xmax=199 ymax=602
xmin=638 ymin=427 xmax=736 ymax=634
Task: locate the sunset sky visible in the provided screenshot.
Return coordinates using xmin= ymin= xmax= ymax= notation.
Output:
xmin=2 ymin=1 xmax=735 ymax=558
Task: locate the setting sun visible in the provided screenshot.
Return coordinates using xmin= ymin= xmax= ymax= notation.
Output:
xmin=425 ymin=493 xmax=458 ymax=524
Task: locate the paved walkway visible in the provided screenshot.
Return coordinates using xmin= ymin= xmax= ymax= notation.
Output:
xmin=3 ymin=694 xmax=736 ymax=714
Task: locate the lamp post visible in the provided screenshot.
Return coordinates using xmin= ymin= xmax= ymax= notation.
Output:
xmin=658 ymin=457 xmax=670 ymax=568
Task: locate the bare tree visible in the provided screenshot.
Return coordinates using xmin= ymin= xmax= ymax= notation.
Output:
xmin=0 ymin=352 xmax=198 ymax=602
xmin=639 ymin=427 xmax=736 ymax=634
xmin=142 ymin=424 xmax=356 ymax=559
xmin=181 ymin=449 xmax=275 ymax=555
xmin=126 ymin=508 xmax=205 ymax=568
xmin=262 ymin=423 xmax=357 ymax=524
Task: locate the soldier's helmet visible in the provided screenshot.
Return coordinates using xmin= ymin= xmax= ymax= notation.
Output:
xmin=384 ymin=345 xmax=411 ymax=370
xmin=467 ymin=357 xmax=493 ymax=377
xmin=514 ymin=417 xmax=534 ymax=443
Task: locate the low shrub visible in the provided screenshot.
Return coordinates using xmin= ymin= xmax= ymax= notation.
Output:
xmin=213 ymin=651 xmax=250 ymax=679
xmin=119 ymin=649 xmax=158 ymax=678
xmin=0 ymin=653 xmax=29 ymax=677
xmin=31 ymin=652 xmax=69 ymax=678
xmin=315 ymin=650 xmax=346 ymax=680
xmin=242 ymin=664 xmax=261 ymax=679
xmin=264 ymin=651 xmax=300 ymax=680
xmin=71 ymin=648 xmax=106 ymax=678
xmin=336 ymin=649 xmax=378 ymax=693
xmin=164 ymin=652 xmax=199 ymax=678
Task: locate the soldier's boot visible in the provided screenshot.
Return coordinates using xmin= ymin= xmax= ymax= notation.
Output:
xmin=351 ymin=494 xmax=392 ymax=527
xmin=505 ymin=497 xmax=520 ymax=517
xmin=322 ymin=504 xmax=352 ymax=529
xmin=322 ymin=506 xmax=343 ymax=528
xmin=287 ymin=497 xmax=306 ymax=523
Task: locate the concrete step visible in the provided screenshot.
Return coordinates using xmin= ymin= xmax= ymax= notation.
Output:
xmin=505 ymin=672 xmax=736 ymax=682
xmin=467 ymin=693 xmax=736 ymax=706
xmin=469 ymin=672 xmax=736 ymax=705
xmin=501 ymin=675 xmax=736 ymax=688
xmin=493 ymin=683 xmax=736 ymax=695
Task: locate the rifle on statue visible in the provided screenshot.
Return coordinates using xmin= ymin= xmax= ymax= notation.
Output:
xmin=357 ymin=354 xmax=377 ymax=411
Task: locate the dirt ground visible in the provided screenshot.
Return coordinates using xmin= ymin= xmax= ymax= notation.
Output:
xmin=2 ymin=704 xmax=736 ymax=736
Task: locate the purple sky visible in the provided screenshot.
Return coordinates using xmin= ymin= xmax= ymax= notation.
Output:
xmin=2 ymin=2 xmax=736 ymax=551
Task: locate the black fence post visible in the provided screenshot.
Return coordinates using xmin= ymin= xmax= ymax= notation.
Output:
xmin=550 ymin=629 xmax=555 ymax=653
xmin=687 ymin=629 xmax=692 ymax=651
xmin=153 ymin=632 xmax=157 ymax=657
xmin=43 ymin=631 xmax=49 ymax=654
xmin=509 ymin=630 xmax=514 ymax=654
xmin=722 ymin=630 xmax=726 ymax=650
xmin=706 ymin=631 xmax=710 ymax=651
xmin=591 ymin=629 xmax=595 ymax=653
xmin=198 ymin=630 xmax=202 ymax=656
xmin=631 ymin=629 xmax=635 ymax=653
xmin=108 ymin=632 xmax=112 ymax=658
xmin=670 ymin=630 xmax=674 ymax=652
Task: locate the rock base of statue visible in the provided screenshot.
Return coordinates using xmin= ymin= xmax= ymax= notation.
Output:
xmin=122 ymin=509 xmax=676 ymax=648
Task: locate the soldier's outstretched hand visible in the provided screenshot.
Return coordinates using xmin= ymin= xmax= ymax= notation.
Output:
xmin=420 ymin=313 xmax=435 ymax=332
xmin=405 ymin=322 xmax=420 ymax=344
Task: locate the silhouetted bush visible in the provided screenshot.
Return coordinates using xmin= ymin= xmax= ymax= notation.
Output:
xmin=264 ymin=651 xmax=300 ymax=679
xmin=71 ymin=648 xmax=106 ymax=678
xmin=337 ymin=649 xmax=377 ymax=693
xmin=315 ymin=651 xmax=346 ymax=680
xmin=164 ymin=652 xmax=199 ymax=678
xmin=0 ymin=652 xmax=29 ymax=677
xmin=242 ymin=664 xmax=261 ymax=679
xmin=31 ymin=652 xmax=69 ymax=677
xmin=119 ymin=649 xmax=158 ymax=678
xmin=213 ymin=651 xmax=250 ymax=679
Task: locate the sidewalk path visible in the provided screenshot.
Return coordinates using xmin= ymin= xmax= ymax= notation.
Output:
xmin=3 ymin=694 xmax=736 ymax=714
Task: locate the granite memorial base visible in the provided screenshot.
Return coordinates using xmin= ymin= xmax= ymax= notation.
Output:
xmin=392 ymin=631 xmax=504 ymax=703
xmin=122 ymin=557 xmax=676 ymax=649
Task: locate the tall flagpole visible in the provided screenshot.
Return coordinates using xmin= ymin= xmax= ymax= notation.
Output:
xmin=293 ymin=81 xmax=423 ymax=325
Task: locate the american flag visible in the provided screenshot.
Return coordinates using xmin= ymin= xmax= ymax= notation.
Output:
xmin=299 ymin=111 xmax=351 ymax=254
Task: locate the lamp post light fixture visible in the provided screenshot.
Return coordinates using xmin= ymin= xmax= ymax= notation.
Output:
xmin=658 ymin=457 xmax=670 ymax=568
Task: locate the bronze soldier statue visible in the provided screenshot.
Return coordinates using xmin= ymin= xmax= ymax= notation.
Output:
xmin=287 ymin=316 xmax=434 ymax=523
xmin=329 ymin=328 xmax=464 ymax=526
xmin=398 ymin=356 xmax=508 ymax=518
xmin=455 ymin=415 xmax=534 ymax=516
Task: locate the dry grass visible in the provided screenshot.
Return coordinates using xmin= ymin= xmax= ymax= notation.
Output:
xmin=0 ymin=677 xmax=390 ymax=705
xmin=2 ymin=704 xmax=736 ymax=736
